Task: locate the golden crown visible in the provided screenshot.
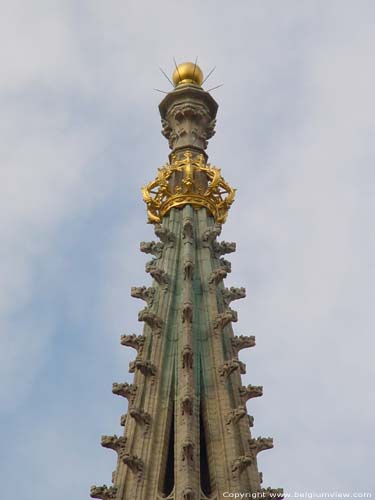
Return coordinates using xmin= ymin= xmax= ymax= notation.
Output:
xmin=142 ymin=150 xmax=235 ymax=224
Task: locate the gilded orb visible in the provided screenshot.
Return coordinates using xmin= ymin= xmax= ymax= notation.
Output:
xmin=172 ymin=62 xmax=204 ymax=87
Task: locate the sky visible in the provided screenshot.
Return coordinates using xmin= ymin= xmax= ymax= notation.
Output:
xmin=1 ymin=1 xmax=374 ymax=499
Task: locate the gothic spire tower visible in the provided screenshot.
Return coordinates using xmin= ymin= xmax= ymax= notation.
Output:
xmin=90 ymin=62 xmax=282 ymax=500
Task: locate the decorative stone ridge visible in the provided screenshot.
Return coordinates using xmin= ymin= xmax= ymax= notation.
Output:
xmin=142 ymin=150 xmax=235 ymax=224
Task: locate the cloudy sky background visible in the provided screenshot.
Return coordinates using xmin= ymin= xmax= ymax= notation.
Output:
xmin=1 ymin=1 xmax=374 ymax=499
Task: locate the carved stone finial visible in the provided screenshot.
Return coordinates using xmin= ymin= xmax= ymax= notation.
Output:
xmin=90 ymin=485 xmax=117 ymax=499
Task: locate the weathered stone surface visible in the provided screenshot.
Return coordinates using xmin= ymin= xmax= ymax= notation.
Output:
xmin=219 ymin=359 xmax=246 ymax=378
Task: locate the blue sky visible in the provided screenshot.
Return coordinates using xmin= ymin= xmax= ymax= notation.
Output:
xmin=1 ymin=1 xmax=375 ymax=499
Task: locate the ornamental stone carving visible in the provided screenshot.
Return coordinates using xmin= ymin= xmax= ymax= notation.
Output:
xmin=181 ymin=440 xmax=195 ymax=463
xmin=154 ymin=224 xmax=175 ymax=244
xmin=120 ymin=413 xmax=127 ymax=427
xmin=131 ymin=286 xmax=155 ymax=305
xmin=120 ymin=334 xmax=145 ymax=353
xmin=222 ymin=287 xmax=246 ymax=305
xmin=138 ymin=309 xmax=163 ymax=336
xmin=248 ymin=437 xmax=274 ymax=454
xmin=182 ymin=487 xmax=194 ymax=500
xmin=225 ymin=406 xmax=247 ymax=427
xmin=213 ymin=309 xmax=238 ymax=334
xmin=219 ymin=359 xmax=246 ymax=378
xmin=112 ymin=382 xmax=137 ymax=403
xmin=101 ymin=435 xmax=127 ymax=458
xmin=145 ymin=263 xmax=169 ymax=287
xmin=231 ymin=335 xmax=256 ymax=354
xmin=140 ymin=240 xmax=164 ymax=257
xmin=208 ymin=268 xmax=227 ymax=287
xmin=231 ymin=455 xmax=252 ymax=479
xmin=202 ymin=223 xmax=222 ymax=242
xmin=129 ymin=408 xmax=152 ymax=433
xmin=219 ymin=257 xmax=232 ymax=273
xmin=182 ymin=300 xmax=193 ymax=323
xmin=129 ymin=357 xmax=157 ymax=377
xmin=90 ymin=485 xmax=117 ymax=500
xmin=181 ymin=394 xmax=193 ymax=415
xmin=183 ymin=218 xmax=194 ymax=241
xmin=212 ymin=240 xmax=236 ymax=257
xmin=182 ymin=345 xmax=193 ymax=369
xmin=122 ymin=454 xmax=145 ymax=481
xmin=184 ymin=258 xmax=194 ymax=281
xmin=239 ymin=384 xmax=263 ymax=402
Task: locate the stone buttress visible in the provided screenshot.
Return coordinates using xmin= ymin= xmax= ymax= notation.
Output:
xmin=90 ymin=62 xmax=282 ymax=500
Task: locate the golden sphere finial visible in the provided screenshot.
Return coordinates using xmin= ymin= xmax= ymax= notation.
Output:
xmin=172 ymin=62 xmax=204 ymax=87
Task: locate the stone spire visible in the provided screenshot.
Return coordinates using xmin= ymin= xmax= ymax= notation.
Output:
xmin=90 ymin=62 xmax=282 ymax=500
